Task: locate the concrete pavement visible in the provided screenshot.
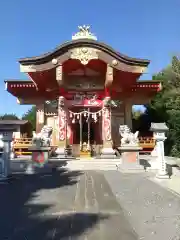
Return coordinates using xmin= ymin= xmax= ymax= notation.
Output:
xmin=0 ymin=169 xmax=137 ymax=240
xmin=105 ymin=171 xmax=180 ymax=240
xmin=2 ymin=157 xmax=180 ymax=239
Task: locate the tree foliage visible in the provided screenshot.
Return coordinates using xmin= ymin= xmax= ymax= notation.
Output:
xmin=136 ymin=56 xmax=180 ymax=157
xmin=22 ymin=106 xmax=36 ymax=131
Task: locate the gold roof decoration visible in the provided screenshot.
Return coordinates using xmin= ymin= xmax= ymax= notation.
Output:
xmin=72 ymin=25 xmax=97 ymax=41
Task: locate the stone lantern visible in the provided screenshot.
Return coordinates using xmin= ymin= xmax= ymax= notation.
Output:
xmin=150 ymin=122 xmax=169 ymax=178
xmin=0 ymin=131 xmax=13 ymax=180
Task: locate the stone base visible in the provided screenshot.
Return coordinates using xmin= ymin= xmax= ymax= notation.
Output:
xmin=151 ymin=146 xmax=158 ymax=157
xmin=121 ymin=151 xmax=140 ymax=165
xmin=0 ymin=175 xmax=12 ymax=182
xmin=32 ymin=151 xmax=49 ymax=167
xmin=118 ymin=145 xmax=143 ymax=171
xmin=26 ymin=164 xmax=35 ymax=174
xmin=148 ymin=159 xmax=159 ymax=170
xmin=55 ymin=147 xmax=66 ymax=158
xmin=119 ymin=152 xmax=144 ymax=172
xmin=100 ymin=147 xmax=116 ymax=159
xmin=156 ymin=172 xmax=169 ymax=179
xmin=117 ymin=164 xmax=145 ymax=173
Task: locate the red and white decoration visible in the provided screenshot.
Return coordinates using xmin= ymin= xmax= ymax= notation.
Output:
xmin=69 ymin=108 xmax=103 ymax=124
xmin=103 ymin=107 xmax=111 ymax=141
xmin=58 ymin=108 xmax=66 ymax=141
xmin=58 ymin=96 xmax=72 ymax=142
xmin=58 ymin=97 xmax=66 ymax=141
xmin=67 ymin=124 xmax=71 ymax=140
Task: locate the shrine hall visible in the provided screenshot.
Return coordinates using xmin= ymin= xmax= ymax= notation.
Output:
xmin=5 ymin=26 xmax=161 ymax=158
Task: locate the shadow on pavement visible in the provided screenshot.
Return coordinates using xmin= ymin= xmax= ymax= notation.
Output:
xmin=10 ymin=158 xmax=67 ymax=174
xmin=0 ymin=164 xmax=108 ymax=239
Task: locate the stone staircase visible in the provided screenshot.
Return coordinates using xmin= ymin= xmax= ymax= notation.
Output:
xmin=60 ymin=158 xmax=121 ymax=171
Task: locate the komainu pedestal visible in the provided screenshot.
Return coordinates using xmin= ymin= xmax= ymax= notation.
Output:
xmin=28 ymin=125 xmax=53 ymax=170
xmin=118 ymin=146 xmax=143 ymax=171
xmin=118 ymin=125 xmax=143 ymax=171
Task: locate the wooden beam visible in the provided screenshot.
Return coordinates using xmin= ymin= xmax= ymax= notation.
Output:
xmin=99 ymin=51 xmax=147 ymax=73
xmin=105 ymin=64 xmax=113 ymax=87
xmin=56 ymin=64 xmax=63 ymax=86
xmin=17 ymin=98 xmax=46 ymax=105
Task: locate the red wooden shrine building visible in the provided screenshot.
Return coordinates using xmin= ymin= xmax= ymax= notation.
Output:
xmin=5 ymin=26 xmax=161 ymax=157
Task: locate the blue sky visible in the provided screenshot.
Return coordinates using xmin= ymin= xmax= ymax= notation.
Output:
xmin=0 ymin=0 xmax=179 ymax=117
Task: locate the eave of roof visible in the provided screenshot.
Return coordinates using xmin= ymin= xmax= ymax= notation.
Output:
xmin=5 ymin=79 xmax=160 ymax=85
xmin=0 ymin=120 xmax=28 ymax=125
xmin=4 ymin=79 xmax=33 ymax=83
xmin=136 ymin=80 xmax=161 ymax=84
xmin=18 ymin=39 xmax=150 ymax=67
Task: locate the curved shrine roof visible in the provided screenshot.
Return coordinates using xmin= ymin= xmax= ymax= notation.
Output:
xmin=18 ymin=39 xmax=150 ymax=67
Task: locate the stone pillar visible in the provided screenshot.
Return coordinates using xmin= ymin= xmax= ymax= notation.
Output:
xmin=36 ymin=103 xmax=45 ymax=133
xmin=150 ymin=123 xmax=169 ymax=178
xmin=124 ymin=100 xmax=132 ymax=130
xmin=151 ymin=132 xmax=158 ymax=157
xmin=101 ymin=96 xmax=116 ymax=158
xmin=0 ymin=132 xmax=13 ymax=180
xmin=155 ymin=132 xmax=168 ymax=178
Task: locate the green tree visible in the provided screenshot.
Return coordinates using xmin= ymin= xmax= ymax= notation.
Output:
xmin=22 ymin=106 xmax=36 ymax=131
xmin=132 ymin=109 xmax=143 ymax=120
xmin=0 ymin=113 xmax=19 ymax=120
xmin=138 ymin=56 xmax=180 ymax=156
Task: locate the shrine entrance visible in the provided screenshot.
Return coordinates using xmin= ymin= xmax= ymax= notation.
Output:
xmin=70 ymin=107 xmax=102 ymax=157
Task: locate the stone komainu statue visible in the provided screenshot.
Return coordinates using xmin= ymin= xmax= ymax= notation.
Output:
xmin=32 ymin=125 xmax=53 ymax=147
xmin=119 ymin=125 xmax=139 ymax=146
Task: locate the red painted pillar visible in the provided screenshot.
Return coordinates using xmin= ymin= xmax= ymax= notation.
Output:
xmin=101 ymin=88 xmax=115 ymax=157
xmin=104 ymin=87 xmax=110 ymax=98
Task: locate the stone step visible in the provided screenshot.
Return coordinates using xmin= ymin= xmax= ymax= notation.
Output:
xmin=66 ymin=161 xmax=119 ymax=165
xmin=63 ymin=161 xmax=119 ymax=170
xmin=61 ymin=165 xmax=118 ymax=171
xmin=66 ymin=159 xmax=121 ymax=163
xmin=66 ymin=163 xmax=118 ymax=167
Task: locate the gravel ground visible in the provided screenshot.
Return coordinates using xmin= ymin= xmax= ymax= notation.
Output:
xmin=104 ymin=171 xmax=180 ymax=240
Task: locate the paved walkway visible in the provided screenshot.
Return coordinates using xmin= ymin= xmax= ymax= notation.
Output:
xmin=0 ymin=169 xmax=137 ymax=240
xmin=1 ymin=168 xmax=180 ymax=239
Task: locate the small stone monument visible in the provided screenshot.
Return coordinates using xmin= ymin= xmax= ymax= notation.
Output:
xmin=118 ymin=125 xmax=143 ymax=171
xmin=150 ymin=122 xmax=169 ymax=178
xmin=28 ymin=125 xmax=52 ymax=170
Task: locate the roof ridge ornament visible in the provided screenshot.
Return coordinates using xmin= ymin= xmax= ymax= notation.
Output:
xmin=72 ymin=25 xmax=97 ymax=41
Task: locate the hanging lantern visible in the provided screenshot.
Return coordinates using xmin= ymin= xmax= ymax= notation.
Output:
xmin=72 ymin=118 xmax=75 ymax=124
xmin=70 ymin=112 xmax=73 ymax=118
xmin=77 ymin=114 xmax=80 ymax=119
xmin=84 ymin=112 xmax=87 ymax=117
